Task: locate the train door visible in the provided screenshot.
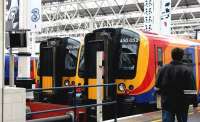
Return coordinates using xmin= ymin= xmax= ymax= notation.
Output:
xmin=183 ymin=48 xmax=196 ymax=77
xmin=182 ymin=48 xmax=197 ymax=93
xmin=154 ymin=45 xmax=164 ymax=104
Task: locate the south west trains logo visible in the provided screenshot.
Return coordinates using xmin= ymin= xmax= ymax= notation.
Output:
xmin=31 ymin=8 xmax=40 ymax=22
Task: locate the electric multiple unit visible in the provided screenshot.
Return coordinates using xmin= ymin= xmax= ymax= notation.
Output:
xmin=82 ymin=28 xmax=200 ymax=105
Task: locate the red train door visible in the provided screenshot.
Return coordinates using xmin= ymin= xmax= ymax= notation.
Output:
xmin=154 ymin=45 xmax=164 ymax=108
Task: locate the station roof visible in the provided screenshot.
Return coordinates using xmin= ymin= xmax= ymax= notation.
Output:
xmin=34 ymin=0 xmax=200 ymax=40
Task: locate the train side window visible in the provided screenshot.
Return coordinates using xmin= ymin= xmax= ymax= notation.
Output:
xmin=182 ymin=49 xmax=195 ymax=73
xmin=157 ymin=47 xmax=163 ymax=66
xmin=65 ymin=49 xmax=76 ymax=70
xmin=183 ymin=52 xmax=193 ymax=64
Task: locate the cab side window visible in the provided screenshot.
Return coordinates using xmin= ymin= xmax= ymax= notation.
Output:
xmin=157 ymin=47 xmax=163 ymax=66
xmin=182 ymin=50 xmax=193 ymax=69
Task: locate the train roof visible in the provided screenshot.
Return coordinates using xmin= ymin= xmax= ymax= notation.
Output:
xmin=142 ymin=31 xmax=200 ymax=46
xmin=124 ymin=28 xmax=199 ymax=46
xmin=90 ymin=27 xmax=200 ymax=46
xmin=40 ymin=37 xmax=80 ymax=44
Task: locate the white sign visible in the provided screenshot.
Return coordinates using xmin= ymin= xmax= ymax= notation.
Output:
xmin=160 ymin=0 xmax=171 ymax=35
xmin=6 ymin=0 xmax=19 ymax=31
xmin=18 ymin=56 xmax=30 ymax=78
xmin=19 ymin=0 xmax=29 ymax=30
xmin=144 ymin=0 xmax=154 ymax=31
xmin=197 ymin=30 xmax=200 ymax=39
xmin=29 ymin=0 xmax=42 ymax=32
xmin=6 ymin=0 xmax=42 ymax=32
xmin=144 ymin=0 xmax=171 ymax=35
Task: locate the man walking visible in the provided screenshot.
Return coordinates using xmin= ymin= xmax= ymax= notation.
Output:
xmin=155 ymin=47 xmax=198 ymax=122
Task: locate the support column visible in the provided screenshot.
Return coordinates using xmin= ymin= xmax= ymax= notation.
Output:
xmin=0 ymin=0 xmax=5 ymax=121
xmin=9 ymin=48 xmax=15 ymax=87
xmin=96 ymin=51 xmax=103 ymax=122
xmin=153 ymin=0 xmax=161 ymax=33
xmin=89 ymin=19 xmax=95 ymax=32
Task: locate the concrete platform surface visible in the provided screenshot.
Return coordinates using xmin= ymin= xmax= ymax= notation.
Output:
xmin=105 ymin=105 xmax=200 ymax=122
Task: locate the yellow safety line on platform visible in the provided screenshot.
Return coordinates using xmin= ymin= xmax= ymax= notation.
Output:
xmin=151 ymin=119 xmax=161 ymax=122
xmin=151 ymin=110 xmax=199 ymax=122
xmin=188 ymin=112 xmax=193 ymax=115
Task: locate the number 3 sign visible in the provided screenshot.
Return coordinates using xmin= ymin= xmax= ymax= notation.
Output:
xmin=30 ymin=0 xmax=41 ymax=32
xmin=31 ymin=8 xmax=40 ymax=22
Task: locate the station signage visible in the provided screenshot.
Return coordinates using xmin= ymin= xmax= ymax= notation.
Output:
xmin=6 ymin=0 xmax=19 ymax=31
xmin=144 ymin=0 xmax=171 ymax=35
xmin=29 ymin=0 xmax=42 ymax=32
xmin=160 ymin=0 xmax=171 ymax=35
xmin=144 ymin=0 xmax=154 ymax=32
xmin=6 ymin=0 xmax=42 ymax=32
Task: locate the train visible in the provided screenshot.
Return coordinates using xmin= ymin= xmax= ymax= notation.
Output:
xmin=4 ymin=54 xmax=38 ymax=87
xmin=39 ymin=37 xmax=84 ymax=103
xmin=83 ymin=27 xmax=200 ymax=105
xmin=37 ymin=27 xmax=200 ymax=120
xmin=39 ymin=28 xmax=200 ymax=105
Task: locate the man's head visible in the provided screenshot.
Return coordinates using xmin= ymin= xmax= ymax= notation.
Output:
xmin=171 ymin=48 xmax=184 ymax=61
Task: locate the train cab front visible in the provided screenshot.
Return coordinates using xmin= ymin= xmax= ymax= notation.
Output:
xmin=84 ymin=28 xmax=141 ymax=101
xmin=39 ymin=37 xmax=81 ymax=104
xmin=84 ymin=28 xmax=142 ymax=118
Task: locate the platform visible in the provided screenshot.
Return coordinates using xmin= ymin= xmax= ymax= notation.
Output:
xmin=105 ymin=105 xmax=200 ymax=122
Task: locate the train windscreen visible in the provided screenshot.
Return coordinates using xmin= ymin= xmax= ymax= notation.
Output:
xmin=84 ymin=28 xmax=140 ymax=79
xmin=39 ymin=37 xmax=80 ymax=77
xmin=78 ymin=46 xmax=84 ymax=76
xmin=64 ymin=38 xmax=80 ymax=76
xmin=116 ymin=29 xmax=140 ymax=78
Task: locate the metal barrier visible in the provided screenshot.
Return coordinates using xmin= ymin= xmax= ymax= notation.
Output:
xmin=26 ymin=83 xmax=117 ymax=122
xmin=26 ymin=114 xmax=73 ymax=122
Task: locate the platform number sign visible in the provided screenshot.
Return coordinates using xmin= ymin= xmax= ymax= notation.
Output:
xmin=144 ymin=0 xmax=154 ymax=31
xmin=30 ymin=0 xmax=42 ymax=32
xmin=31 ymin=7 xmax=41 ymax=30
xmin=31 ymin=8 xmax=40 ymax=23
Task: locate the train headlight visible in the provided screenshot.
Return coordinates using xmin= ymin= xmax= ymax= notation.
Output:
xmin=64 ymin=80 xmax=70 ymax=86
xmin=129 ymin=85 xmax=134 ymax=90
xmin=71 ymin=81 xmax=75 ymax=85
xmin=118 ymin=83 xmax=126 ymax=92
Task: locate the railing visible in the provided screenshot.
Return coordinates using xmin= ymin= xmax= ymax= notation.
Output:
xmin=26 ymin=83 xmax=117 ymax=122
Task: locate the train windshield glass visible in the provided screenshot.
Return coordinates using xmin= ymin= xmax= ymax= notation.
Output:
xmin=117 ymin=29 xmax=140 ymax=78
xmin=64 ymin=38 xmax=80 ymax=75
xmin=78 ymin=46 xmax=84 ymax=76
xmin=84 ymin=28 xmax=140 ymax=78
